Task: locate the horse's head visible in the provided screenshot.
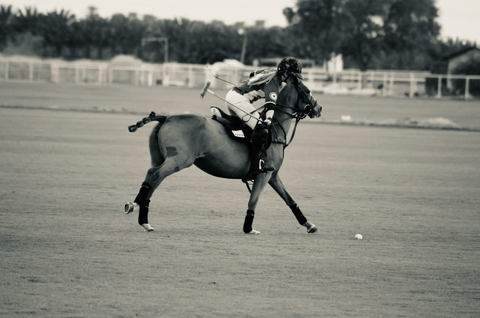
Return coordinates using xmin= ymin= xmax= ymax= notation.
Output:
xmin=277 ymin=75 xmax=322 ymax=120
xmin=292 ymin=76 xmax=322 ymax=119
xmin=269 ymin=75 xmax=323 ymax=147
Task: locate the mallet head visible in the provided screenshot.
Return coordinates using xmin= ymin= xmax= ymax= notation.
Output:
xmin=200 ymin=81 xmax=211 ymax=98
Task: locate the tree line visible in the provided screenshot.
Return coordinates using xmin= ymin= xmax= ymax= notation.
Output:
xmin=0 ymin=0 xmax=476 ymax=71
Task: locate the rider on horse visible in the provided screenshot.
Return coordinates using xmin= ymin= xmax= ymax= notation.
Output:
xmin=126 ymin=57 xmax=322 ymax=234
xmin=223 ymin=57 xmax=304 ymax=175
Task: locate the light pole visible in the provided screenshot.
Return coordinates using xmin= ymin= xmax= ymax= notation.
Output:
xmin=238 ymin=28 xmax=247 ymax=65
xmin=141 ymin=37 xmax=168 ymax=63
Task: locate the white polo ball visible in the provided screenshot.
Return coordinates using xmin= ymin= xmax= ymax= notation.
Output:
xmin=355 ymin=234 xmax=363 ymax=240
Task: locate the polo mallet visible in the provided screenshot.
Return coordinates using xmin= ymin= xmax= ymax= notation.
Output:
xmin=205 ymin=65 xmax=237 ymax=86
xmin=200 ymin=81 xmax=212 ymax=98
xmin=200 ymin=81 xmax=233 ymax=106
xmin=200 ymin=81 xmax=262 ymax=124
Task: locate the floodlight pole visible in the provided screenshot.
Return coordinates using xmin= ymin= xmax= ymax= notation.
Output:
xmin=238 ymin=28 xmax=247 ymax=65
xmin=141 ymin=37 xmax=168 ymax=63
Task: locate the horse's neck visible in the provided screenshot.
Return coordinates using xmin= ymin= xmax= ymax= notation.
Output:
xmin=274 ymin=112 xmax=292 ymax=132
xmin=272 ymin=84 xmax=296 ymax=141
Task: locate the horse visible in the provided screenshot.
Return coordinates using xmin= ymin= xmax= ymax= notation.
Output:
xmin=124 ymin=74 xmax=322 ymax=234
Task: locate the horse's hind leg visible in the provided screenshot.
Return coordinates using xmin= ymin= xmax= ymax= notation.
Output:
xmin=268 ymin=174 xmax=318 ymax=234
xmin=126 ymin=153 xmax=194 ymax=232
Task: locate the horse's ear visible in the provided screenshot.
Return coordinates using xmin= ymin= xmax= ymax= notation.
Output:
xmin=297 ymin=79 xmax=311 ymax=94
xmin=286 ymin=74 xmax=299 ymax=86
xmin=292 ymin=75 xmax=298 ymax=85
xmin=291 ymin=74 xmax=303 ymax=87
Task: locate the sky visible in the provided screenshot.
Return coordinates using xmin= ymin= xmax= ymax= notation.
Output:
xmin=7 ymin=0 xmax=480 ymax=44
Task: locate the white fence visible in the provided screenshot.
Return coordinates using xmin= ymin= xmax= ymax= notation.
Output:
xmin=0 ymin=56 xmax=478 ymax=99
xmin=424 ymin=74 xmax=480 ymax=100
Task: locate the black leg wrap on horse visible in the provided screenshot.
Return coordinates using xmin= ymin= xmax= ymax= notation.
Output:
xmin=134 ymin=182 xmax=151 ymax=206
xmin=243 ymin=210 xmax=255 ymax=233
xmin=138 ymin=199 xmax=150 ymax=225
xmin=290 ymin=204 xmax=307 ymax=225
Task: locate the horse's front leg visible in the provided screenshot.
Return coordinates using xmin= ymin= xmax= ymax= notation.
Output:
xmin=243 ymin=172 xmax=274 ymax=234
xmin=268 ymin=173 xmax=318 ymax=234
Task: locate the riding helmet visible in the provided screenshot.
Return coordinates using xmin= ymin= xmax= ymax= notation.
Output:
xmin=277 ymin=57 xmax=302 ymax=78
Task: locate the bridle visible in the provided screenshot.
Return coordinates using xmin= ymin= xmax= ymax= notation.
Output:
xmin=267 ymin=75 xmax=313 ymax=148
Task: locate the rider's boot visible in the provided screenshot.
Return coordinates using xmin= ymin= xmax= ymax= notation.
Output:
xmin=251 ymin=149 xmax=275 ymax=175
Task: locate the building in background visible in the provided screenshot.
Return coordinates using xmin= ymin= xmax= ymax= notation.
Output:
xmin=431 ymin=46 xmax=480 ymax=90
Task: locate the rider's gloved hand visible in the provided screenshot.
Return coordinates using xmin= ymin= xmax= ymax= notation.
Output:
xmin=264 ymin=118 xmax=272 ymax=126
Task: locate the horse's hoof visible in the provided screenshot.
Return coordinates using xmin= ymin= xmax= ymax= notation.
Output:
xmin=304 ymin=222 xmax=318 ymax=234
xmin=141 ymin=224 xmax=154 ymax=232
xmin=245 ymin=229 xmax=260 ymax=235
xmin=307 ymin=226 xmax=318 ymax=234
xmin=124 ymin=201 xmax=139 ymax=214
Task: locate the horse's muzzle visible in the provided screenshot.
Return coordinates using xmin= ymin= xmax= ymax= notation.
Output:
xmin=309 ymin=105 xmax=322 ymax=118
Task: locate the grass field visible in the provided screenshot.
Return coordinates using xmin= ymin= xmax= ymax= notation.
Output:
xmin=2 ymin=81 xmax=480 ymax=130
xmin=1 ymin=82 xmax=479 ymax=317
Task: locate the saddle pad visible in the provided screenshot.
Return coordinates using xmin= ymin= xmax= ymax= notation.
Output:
xmin=210 ymin=106 xmax=252 ymax=143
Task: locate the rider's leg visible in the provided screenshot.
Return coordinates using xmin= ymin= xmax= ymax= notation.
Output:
xmin=225 ymin=90 xmax=259 ymax=130
xmin=249 ymin=145 xmax=275 ymax=174
xmin=225 ymin=91 xmax=274 ymax=174
xmin=250 ymin=123 xmax=275 ymax=174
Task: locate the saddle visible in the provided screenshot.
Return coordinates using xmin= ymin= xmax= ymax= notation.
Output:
xmin=210 ymin=106 xmax=253 ymax=144
xmin=210 ymin=106 xmax=274 ymax=186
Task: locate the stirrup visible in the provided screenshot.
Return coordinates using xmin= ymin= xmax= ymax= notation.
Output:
xmin=259 ymin=159 xmax=275 ymax=172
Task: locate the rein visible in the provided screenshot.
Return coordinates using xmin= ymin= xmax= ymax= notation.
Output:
xmin=268 ymin=79 xmax=308 ymax=148
xmin=270 ymin=105 xmax=304 ymax=148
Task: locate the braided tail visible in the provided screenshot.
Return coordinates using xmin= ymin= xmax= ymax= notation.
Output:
xmin=128 ymin=112 xmax=165 ymax=133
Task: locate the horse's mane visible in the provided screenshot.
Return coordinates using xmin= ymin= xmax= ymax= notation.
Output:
xmin=277 ymin=76 xmax=297 ymax=101
xmin=247 ymin=69 xmax=277 ymax=87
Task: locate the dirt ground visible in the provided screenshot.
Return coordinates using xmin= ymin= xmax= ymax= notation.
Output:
xmin=0 ymin=83 xmax=479 ymax=317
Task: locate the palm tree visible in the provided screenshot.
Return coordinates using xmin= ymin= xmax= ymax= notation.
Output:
xmin=77 ymin=7 xmax=111 ymax=59
xmin=13 ymin=6 xmax=40 ymax=34
xmin=37 ymin=9 xmax=75 ymax=57
xmin=109 ymin=14 xmax=130 ymax=55
xmin=0 ymin=5 xmax=15 ymax=51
